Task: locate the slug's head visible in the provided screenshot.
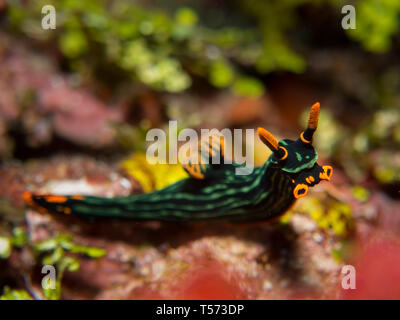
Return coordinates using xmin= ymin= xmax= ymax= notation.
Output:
xmin=257 ymin=102 xmax=333 ymax=199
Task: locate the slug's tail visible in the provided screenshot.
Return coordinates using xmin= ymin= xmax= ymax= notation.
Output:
xmin=22 ymin=192 xmax=135 ymax=220
xmin=22 ymin=190 xmax=249 ymax=222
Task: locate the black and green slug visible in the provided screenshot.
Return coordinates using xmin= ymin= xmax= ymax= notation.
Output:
xmin=24 ymin=102 xmax=332 ymax=223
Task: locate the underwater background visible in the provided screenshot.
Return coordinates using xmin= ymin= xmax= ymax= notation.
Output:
xmin=0 ymin=0 xmax=400 ymax=299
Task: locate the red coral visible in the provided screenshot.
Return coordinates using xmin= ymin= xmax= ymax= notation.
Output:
xmin=0 ymin=34 xmax=123 ymax=155
xmin=341 ymin=233 xmax=400 ymax=300
xmin=131 ymin=259 xmax=247 ymax=300
xmin=40 ymin=86 xmax=121 ymax=146
xmin=174 ymin=260 xmax=246 ymax=300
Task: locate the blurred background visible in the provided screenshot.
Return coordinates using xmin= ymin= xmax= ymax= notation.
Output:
xmin=0 ymin=0 xmax=400 ymax=300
